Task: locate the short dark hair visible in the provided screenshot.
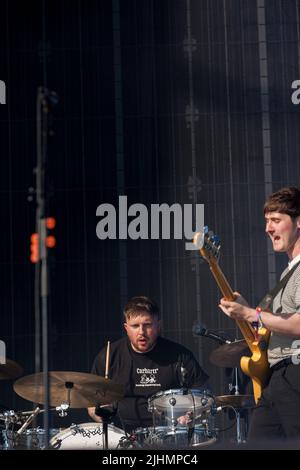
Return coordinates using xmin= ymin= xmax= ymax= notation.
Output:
xmin=264 ymin=186 xmax=300 ymax=219
xmin=123 ymin=296 xmax=160 ymax=321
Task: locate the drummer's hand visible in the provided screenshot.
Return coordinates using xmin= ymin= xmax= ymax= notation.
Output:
xmin=87 ymin=406 xmax=103 ymax=423
xmin=219 ymin=292 xmax=256 ymax=322
xmin=177 ymin=411 xmax=193 ymax=426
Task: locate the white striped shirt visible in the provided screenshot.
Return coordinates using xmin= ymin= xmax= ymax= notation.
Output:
xmin=268 ymin=261 xmax=300 ymax=366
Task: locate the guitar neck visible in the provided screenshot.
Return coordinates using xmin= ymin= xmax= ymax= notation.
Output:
xmin=209 ymin=263 xmax=255 ymax=347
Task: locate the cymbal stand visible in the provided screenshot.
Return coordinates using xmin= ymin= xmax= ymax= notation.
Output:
xmin=229 ymin=368 xmax=245 ymax=444
xmin=1 ymin=409 xmax=35 ymax=449
xmin=55 ymin=403 xmax=69 ymax=417
xmin=95 ymin=404 xmax=117 ymax=449
xmin=2 ymin=411 xmax=17 ymax=449
xmin=34 ymin=87 xmax=49 ymax=419
xmin=52 ymin=382 xmax=73 ymax=417
xmin=34 ymin=87 xmax=58 ymax=448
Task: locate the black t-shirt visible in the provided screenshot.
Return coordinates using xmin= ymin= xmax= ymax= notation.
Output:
xmin=91 ymin=336 xmax=209 ymax=431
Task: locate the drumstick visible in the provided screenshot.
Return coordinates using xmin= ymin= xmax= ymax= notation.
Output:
xmin=105 ymin=341 xmax=110 ymax=379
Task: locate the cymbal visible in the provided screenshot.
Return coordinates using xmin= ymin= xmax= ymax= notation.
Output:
xmin=209 ymin=340 xmax=251 ymax=368
xmin=215 ymin=394 xmax=255 ymax=408
xmin=0 ymin=359 xmax=23 ymax=380
xmin=14 ymin=371 xmax=125 ymax=408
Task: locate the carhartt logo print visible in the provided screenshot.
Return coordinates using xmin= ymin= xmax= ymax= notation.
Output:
xmin=136 ymin=368 xmax=161 ymax=387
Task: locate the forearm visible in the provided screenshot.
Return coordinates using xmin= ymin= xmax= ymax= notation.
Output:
xmin=87 ymin=406 xmax=102 ymax=423
xmin=220 ymin=297 xmax=300 ymax=337
xmin=259 ymin=310 xmax=300 ymax=337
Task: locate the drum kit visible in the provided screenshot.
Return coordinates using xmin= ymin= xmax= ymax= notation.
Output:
xmin=0 ymin=341 xmax=255 ymax=450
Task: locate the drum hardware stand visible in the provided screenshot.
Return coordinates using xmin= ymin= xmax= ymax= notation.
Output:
xmin=32 ymin=87 xmax=58 ymax=449
xmin=118 ymin=435 xmax=132 ymax=449
xmin=52 ymin=382 xmax=75 ymax=416
xmin=95 ymin=403 xmax=117 ymax=449
xmin=1 ymin=410 xmax=18 ymax=449
xmin=200 ymin=390 xmax=209 ymax=407
xmin=1 ymin=408 xmax=40 ymax=449
xmin=55 ymin=403 xmax=69 ymax=417
xmin=95 ymin=342 xmax=118 ymax=449
xmin=187 ymin=411 xmax=195 ymax=445
xmin=168 ymin=397 xmax=178 ymax=433
xmin=228 ymin=367 xmax=246 ymax=444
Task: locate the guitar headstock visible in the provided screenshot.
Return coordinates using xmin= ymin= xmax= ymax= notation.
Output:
xmin=193 ymin=226 xmax=221 ymax=265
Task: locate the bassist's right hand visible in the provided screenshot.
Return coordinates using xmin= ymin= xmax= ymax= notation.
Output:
xmin=219 ymin=293 xmax=257 ymax=322
xmin=231 ymin=292 xmax=250 ymax=307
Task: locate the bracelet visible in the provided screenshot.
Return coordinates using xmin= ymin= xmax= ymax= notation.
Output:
xmin=252 ymin=307 xmax=264 ymax=329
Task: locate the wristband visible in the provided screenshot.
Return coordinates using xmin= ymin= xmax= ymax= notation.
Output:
xmin=252 ymin=307 xmax=263 ymax=329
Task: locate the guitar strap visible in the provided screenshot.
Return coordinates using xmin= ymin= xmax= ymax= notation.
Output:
xmin=258 ymin=260 xmax=300 ymax=310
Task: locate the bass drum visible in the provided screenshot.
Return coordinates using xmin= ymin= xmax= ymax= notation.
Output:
xmin=50 ymin=423 xmax=125 ymax=450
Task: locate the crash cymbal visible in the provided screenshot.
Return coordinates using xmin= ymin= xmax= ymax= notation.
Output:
xmin=215 ymin=394 xmax=255 ymax=408
xmin=14 ymin=371 xmax=125 ymax=408
xmin=0 ymin=359 xmax=23 ymax=380
xmin=209 ymin=340 xmax=251 ymax=368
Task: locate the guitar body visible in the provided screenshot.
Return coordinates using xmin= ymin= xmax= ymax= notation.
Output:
xmin=194 ymin=230 xmax=270 ymax=403
xmin=239 ymin=328 xmax=271 ymax=402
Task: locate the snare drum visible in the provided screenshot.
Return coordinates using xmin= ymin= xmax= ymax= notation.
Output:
xmin=50 ymin=422 xmax=124 ymax=449
xmin=148 ymin=389 xmax=214 ymax=428
xmin=146 ymin=389 xmax=216 ymax=448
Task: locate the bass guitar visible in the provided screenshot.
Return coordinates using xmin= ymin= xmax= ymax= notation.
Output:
xmin=194 ymin=227 xmax=270 ymax=403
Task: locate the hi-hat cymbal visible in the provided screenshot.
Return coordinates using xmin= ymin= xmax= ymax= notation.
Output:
xmin=209 ymin=340 xmax=251 ymax=368
xmin=215 ymin=394 xmax=255 ymax=408
xmin=14 ymin=371 xmax=125 ymax=408
xmin=0 ymin=359 xmax=23 ymax=380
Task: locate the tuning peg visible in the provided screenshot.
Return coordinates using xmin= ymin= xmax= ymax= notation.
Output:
xmin=212 ymin=234 xmax=220 ymax=245
xmin=208 ymin=230 xmax=215 ymax=239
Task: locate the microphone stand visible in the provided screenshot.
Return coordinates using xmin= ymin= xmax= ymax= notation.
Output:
xmin=194 ymin=326 xmax=247 ymax=443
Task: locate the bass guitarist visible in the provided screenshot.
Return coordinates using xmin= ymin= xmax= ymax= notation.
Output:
xmin=219 ymin=187 xmax=300 ymax=445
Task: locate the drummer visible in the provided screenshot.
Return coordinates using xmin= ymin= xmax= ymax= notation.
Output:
xmin=88 ymin=296 xmax=209 ymax=433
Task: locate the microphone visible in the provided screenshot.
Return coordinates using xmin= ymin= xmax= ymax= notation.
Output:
xmin=192 ymin=324 xmax=231 ymax=345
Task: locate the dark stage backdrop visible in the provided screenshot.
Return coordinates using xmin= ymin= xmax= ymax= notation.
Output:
xmin=1 ymin=0 xmax=300 ymax=433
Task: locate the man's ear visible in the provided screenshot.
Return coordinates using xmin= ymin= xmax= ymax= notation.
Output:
xmin=123 ymin=323 xmax=128 ymax=333
xmin=297 ymin=216 xmax=300 ymax=229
